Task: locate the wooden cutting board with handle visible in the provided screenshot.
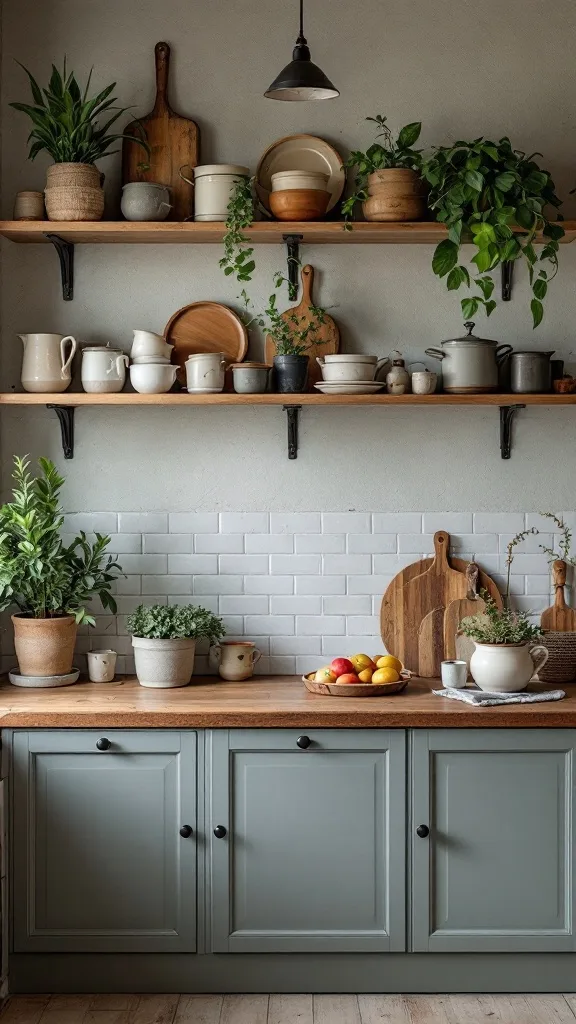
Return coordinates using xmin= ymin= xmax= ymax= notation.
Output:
xmin=381 ymin=540 xmax=502 ymax=674
xmin=265 ymin=265 xmax=339 ymax=389
xmin=122 ymin=42 xmax=199 ymax=221
xmin=541 ymin=559 xmax=576 ymax=631
xmin=443 ymin=562 xmax=485 ymax=660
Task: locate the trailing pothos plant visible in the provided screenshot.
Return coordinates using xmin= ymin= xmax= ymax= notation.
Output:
xmin=241 ymin=273 xmax=327 ymax=356
xmin=220 ymin=175 xmax=256 ymax=283
xmin=342 ymin=114 xmax=423 ymax=222
xmin=421 ymin=137 xmax=564 ymax=327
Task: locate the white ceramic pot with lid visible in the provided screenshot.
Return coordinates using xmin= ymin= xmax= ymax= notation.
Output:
xmin=425 ymin=322 xmax=512 ymax=393
xmin=192 ymin=165 xmax=250 ymax=222
xmin=81 ymin=346 xmax=129 ymax=393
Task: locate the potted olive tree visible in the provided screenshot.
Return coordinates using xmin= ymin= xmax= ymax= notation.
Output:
xmin=127 ymin=604 xmax=225 ymax=688
xmin=11 ymin=60 xmax=148 ymax=221
xmin=0 ymin=456 xmax=122 ymax=683
xmin=342 ymin=114 xmax=426 ymax=223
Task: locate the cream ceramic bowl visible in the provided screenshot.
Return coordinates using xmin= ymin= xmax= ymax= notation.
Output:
xmin=316 ymin=354 xmax=389 ymax=383
xmin=271 ymin=170 xmax=329 ymax=192
xmin=130 ymin=362 xmax=177 ymax=394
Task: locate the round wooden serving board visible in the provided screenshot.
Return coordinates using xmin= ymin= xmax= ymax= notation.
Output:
xmin=303 ymin=672 xmax=410 ymax=697
xmin=165 ymin=301 xmax=248 ymax=384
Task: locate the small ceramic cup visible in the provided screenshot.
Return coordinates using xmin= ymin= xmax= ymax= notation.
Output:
xmin=209 ymin=640 xmax=262 ymax=681
xmin=441 ymin=659 xmax=468 ymax=689
xmin=88 ymin=649 xmax=118 ymax=683
xmin=231 ymin=363 xmax=270 ymax=394
xmin=411 ymin=370 xmax=438 ymax=395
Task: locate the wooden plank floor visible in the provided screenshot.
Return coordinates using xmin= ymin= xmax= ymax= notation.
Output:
xmin=2 ymin=994 xmax=576 ymax=1023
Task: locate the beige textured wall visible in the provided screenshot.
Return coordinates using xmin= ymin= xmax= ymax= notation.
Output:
xmin=1 ymin=0 xmax=576 ymax=510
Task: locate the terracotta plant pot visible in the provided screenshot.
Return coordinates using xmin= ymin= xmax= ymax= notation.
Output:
xmin=12 ymin=614 xmax=77 ymax=677
xmin=362 ymin=168 xmax=427 ymax=222
xmin=44 ymin=162 xmax=104 ymax=221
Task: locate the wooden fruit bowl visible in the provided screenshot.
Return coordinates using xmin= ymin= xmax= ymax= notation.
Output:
xmin=302 ymin=671 xmax=410 ymax=697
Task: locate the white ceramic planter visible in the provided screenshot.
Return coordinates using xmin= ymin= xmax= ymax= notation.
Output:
xmin=132 ymin=636 xmax=196 ymax=688
xmin=193 ymin=164 xmax=249 ymax=222
xmin=470 ymin=642 xmax=549 ymax=692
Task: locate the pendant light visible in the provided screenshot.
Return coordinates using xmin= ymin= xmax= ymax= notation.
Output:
xmin=264 ymin=0 xmax=339 ymax=101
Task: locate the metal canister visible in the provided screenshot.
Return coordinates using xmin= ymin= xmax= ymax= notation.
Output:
xmin=510 ymin=351 xmax=554 ymax=393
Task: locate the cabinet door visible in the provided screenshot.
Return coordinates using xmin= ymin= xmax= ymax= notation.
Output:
xmin=209 ymin=728 xmax=406 ymax=953
xmin=12 ymin=730 xmax=196 ymax=953
xmin=411 ymin=729 xmax=576 ymax=953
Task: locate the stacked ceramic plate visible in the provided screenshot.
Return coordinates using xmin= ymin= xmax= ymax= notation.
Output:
xmin=314 ymin=354 xmax=387 ymax=395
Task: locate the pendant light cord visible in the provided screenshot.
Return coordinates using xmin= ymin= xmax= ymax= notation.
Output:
xmin=296 ymin=0 xmax=307 ymax=44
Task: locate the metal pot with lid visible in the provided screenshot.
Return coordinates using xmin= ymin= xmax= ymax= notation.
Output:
xmin=425 ymin=322 xmax=513 ymax=394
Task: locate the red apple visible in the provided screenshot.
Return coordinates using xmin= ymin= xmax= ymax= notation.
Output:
xmin=336 ymin=673 xmax=361 ymax=685
xmin=330 ymin=657 xmax=354 ymax=677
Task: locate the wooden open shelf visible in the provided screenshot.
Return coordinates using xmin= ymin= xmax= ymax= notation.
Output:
xmin=1 ymin=220 xmax=575 ymax=244
xmin=1 ymin=392 xmax=575 ymax=407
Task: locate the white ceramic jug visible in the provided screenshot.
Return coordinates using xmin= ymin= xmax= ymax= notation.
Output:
xmin=81 ymin=347 xmax=129 ymax=393
xmin=19 ymin=333 xmax=77 ymax=393
xmin=130 ymin=330 xmax=174 ymax=362
xmin=185 ymin=352 xmax=226 ymax=392
xmin=470 ymin=642 xmax=549 ymax=692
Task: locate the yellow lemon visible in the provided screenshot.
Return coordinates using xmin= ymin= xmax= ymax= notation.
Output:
xmin=372 ymin=667 xmax=400 ymax=684
xmin=376 ymin=655 xmax=403 ymax=674
xmin=349 ymin=653 xmax=375 ymax=672
xmin=357 ymin=668 xmax=373 ymax=683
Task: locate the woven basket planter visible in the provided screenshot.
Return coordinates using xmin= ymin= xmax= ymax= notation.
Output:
xmin=538 ymin=631 xmax=576 ymax=683
xmin=45 ymin=162 xmax=104 ymax=221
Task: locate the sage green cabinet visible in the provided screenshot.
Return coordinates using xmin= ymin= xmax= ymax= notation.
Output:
xmin=208 ymin=728 xmax=406 ymax=953
xmin=12 ymin=730 xmax=197 ymax=953
xmin=411 ymin=729 xmax=576 ymax=953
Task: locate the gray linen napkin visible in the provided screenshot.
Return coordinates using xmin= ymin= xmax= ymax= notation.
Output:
xmin=432 ymin=687 xmax=566 ymax=707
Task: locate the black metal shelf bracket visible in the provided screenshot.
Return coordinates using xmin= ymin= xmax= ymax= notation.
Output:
xmin=47 ymin=405 xmax=75 ymax=459
xmin=282 ymin=234 xmax=303 ymax=300
xmin=45 ymin=233 xmax=74 ymax=301
xmin=499 ymin=404 xmax=525 ymax=459
xmin=283 ymin=405 xmax=301 ymax=459
xmin=501 ymin=261 xmax=514 ymax=301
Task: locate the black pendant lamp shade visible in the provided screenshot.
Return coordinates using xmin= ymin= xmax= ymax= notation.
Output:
xmin=265 ymin=0 xmax=339 ymax=101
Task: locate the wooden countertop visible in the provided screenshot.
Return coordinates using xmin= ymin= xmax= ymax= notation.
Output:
xmin=0 ymin=675 xmax=573 ymax=728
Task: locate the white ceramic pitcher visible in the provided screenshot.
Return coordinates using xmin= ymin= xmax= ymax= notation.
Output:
xmin=470 ymin=642 xmax=549 ymax=692
xmin=19 ymin=333 xmax=77 ymax=393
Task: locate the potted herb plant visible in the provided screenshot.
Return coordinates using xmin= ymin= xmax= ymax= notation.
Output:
xmin=0 ymin=456 xmax=122 ymax=682
xmin=342 ymin=114 xmax=426 ymax=223
xmin=243 ymin=281 xmax=327 ymax=393
xmin=11 ymin=60 xmax=148 ymax=221
xmin=127 ymin=604 xmax=225 ymax=688
xmin=460 ymin=528 xmax=548 ymax=692
xmin=421 ymin=136 xmax=564 ymax=326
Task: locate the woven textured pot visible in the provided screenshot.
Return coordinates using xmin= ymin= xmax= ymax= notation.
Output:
xmin=12 ymin=614 xmax=77 ymax=677
xmin=45 ymin=163 xmax=104 ymax=221
xmin=132 ymin=636 xmax=196 ymax=688
xmin=362 ymin=168 xmax=427 ymax=222
xmin=538 ymin=631 xmax=576 ymax=683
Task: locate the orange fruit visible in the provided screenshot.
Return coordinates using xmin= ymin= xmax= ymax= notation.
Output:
xmin=357 ymin=668 xmax=373 ymax=683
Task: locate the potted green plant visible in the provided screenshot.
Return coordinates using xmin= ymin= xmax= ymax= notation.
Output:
xmin=0 ymin=456 xmax=122 ymax=683
xmin=342 ymin=114 xmax=426 ymax=223
xmin=127 ymin=604 xmax=225 ymax=688
xmin=11 ymin=60 xmax=148 ymax=221
xmin=460 ymin=528 xmax=548 ymax=692
xmin=242 ymin=281 xmax=327 ymax=393
xmin=420 ymin=136 xmax=564 ymax=326
xmin=219 ymin=175 xmax=256 ymax=283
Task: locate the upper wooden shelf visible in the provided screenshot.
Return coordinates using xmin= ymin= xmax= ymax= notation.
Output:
xmin=1 ymin=220 xmax=575 ymax=245
xmin=2 ymin=392 xmax=575 ymax=406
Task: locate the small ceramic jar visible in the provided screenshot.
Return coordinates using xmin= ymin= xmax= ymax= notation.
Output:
xmin=121 ymin=182 xmax=172 ymax=221
xmin=193 ymin=165 xmax=250 ymax=222
xmin=386 ymin=351 xmax=410 ymax=394
xmin=411 ymin=370 xmax=438 ymax=395
xmin=185 ymin=352 xmax=226 ymax=392
xmin=13 ymin=190 xmax=45 ymax=220
xmin=81 ymin=346 xmax=129 ymax=393
xmin=231 ymin=362 xmax=270 ymax=393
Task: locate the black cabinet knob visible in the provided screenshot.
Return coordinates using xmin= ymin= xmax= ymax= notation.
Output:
xmin=416 ymin=824 xmax=430 ymax=838
xmin=213 ymin=825 xmax=227 ymax=839
xmin=179 ymin=825 xmax=193 ymax=838
xmin=96 ymin=738 xmax=111 ymax=751
xmin=296 ymin=735 xmax=311 ymax=749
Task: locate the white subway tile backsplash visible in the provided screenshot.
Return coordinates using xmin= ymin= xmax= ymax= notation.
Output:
xmin=245 ymin=575 xmax=293 ymax=594
xmin=246 ymin=534 xmax=294 ymax=553
xmin=245 ymin=615 xmax=295 ymax=635
xmin=219 ymin=616 xmax=244 ymax=633
xmin=168 ymin=554 xmax=218 ymax=574
xmin=270 ymin=512 xmax=321 ymax=534
xmin=271 ymin=595 xmax=322 ymax=615
xmin=219 ymin=554 xmax=268 ymax=574
xmin=451 ymin=533 xmax=498 ymax=554
xmin=296 ymin=575 xmax=345 ymax=595
xmin=296 ymin=655 xmax=326 ymax=674
xmin=269 ymin=656 xmax=296 ymax=674
xmin=347 ymin=534 xmax=396 ymax=554
xmin=499 ymin=553 xmax=549 ymax=574
xmin=322 ymin=554 xmax=372 ymax=575
xmin=143 ymin=534 xmax=193 ymax=553
xmin=321 ymin=513 xmax=371 ymax=533
xmin=424 ymin=513 xmax=473 ymax=533
xmin=348 ymin=574 xmax=392 ymax=595
xmin=142 ymin=575 xmax=191 ymax=594
xmin=346 ymin=615 xmax=380 ymax=635
xmin=220 ymin=512 xmax=269 ymax=533
xmin=373 ymin=554 xmax=415 ymax=573
xmin=297 ymin=615 xmax=345 ymax=635
xmin=195 ymin=534 xmax=244 ymax=554
xmin=271 ymin=554 xmax=321 ymax=575
xmin=219 ymin=596 xmax=269 ymax=615
xmin=106 ymin=534 xmax=142 ymax=554
xmin=169 ymin=513 xmax=218 ymax=533
xmin=177 ymin=596 xmax=219 ymax=613
xmin=491 ymin=573 xmax=525 ymax=596
xmin=295 ymin=534 xmax=345 ymax=553
xmin=92 ymin=615 xmax=116 ymax=634
xmin=115 ymin=575 xmax=141 ymax=595
xmin=373 ymin=513 xmax=422 ymax=533
xmin=64 ymin=513 xmax=117 ymax=534
xmin=324 ymin=595 xmax=372 ymax=615
xmin=525 ymin=574 xmax=552 ymax=596
xmin=473 ymin=513 xmax=525 ymax=533
xmin=398 ymin=534 xmax=435 ymax=554
xmin=120 ymin=554 xmax=167 ymax=574
xmin=193 ymin=575 xmax=243 ymax=595
xmin=499 ymin=533 xmax=552 ymax=554
xmin=271 ymin=636 xmax=322 ymax=656
xmin=513 ymin=596 xmax=547 ymax=614
xmin=116 ymin=595 xmax=162 ymax=613
xmin=119 ymin=513 xmax=167 ymax=533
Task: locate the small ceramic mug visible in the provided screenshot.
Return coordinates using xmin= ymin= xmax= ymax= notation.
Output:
xmin=411 ymin=370 xmax=438 ymax=395
xmin=441 ymin=659 xmax=468 ymax=689
xmin=186 ymin=352 xmax=226 ymax=392
xmin=87 ymin=649 xmax=118 ymax=683
xmin=210 ymin=641 xmax=262 ymax=681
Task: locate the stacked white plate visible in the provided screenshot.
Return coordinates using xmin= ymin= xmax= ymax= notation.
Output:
xmin=315 ymin=354 xmax=388 ymax=394
xmin=314 ymin=381 xmax=385 ymax=395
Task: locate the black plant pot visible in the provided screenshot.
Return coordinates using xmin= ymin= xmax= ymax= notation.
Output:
xmin=274 ymin=354 xmax=309 ymax=394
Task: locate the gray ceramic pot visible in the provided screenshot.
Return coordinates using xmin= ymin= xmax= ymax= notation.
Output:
xmin=274 ymin=354 xmax=309 ymax=394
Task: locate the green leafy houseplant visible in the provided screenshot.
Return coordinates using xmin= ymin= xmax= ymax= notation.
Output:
xmin=0 ymin=456 xmax=122 ymax=625
xmin=342 ymin=114 xmax=423 ymax=221
xmin=242 ymin=278 xmax=327 ymax=356
xmin=127 ymin=604 xmax=225 ymax=644
xmin=421 ymin=136 xmax=564 ymax=326
xmin=220 ymin=176 xmax=256 ymax=283
xmin=460 ymin=596 xmax=543 ymax=645
xmin=11 ymin=59 xmax=148 ymax=164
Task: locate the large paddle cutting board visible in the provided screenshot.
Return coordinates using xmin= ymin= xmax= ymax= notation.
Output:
xmin=265 ymin=265 xmax=339 ymax=389
xmin=541 ymin=559 xmax=576 ymax=631
xmin=122 ymin=42 xmax=199 ymax=221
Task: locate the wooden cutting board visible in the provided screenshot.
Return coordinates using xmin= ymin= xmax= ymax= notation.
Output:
xmin=418 ymin=607 xmax=445 ymax=678
xmin=443 ymin=562 xmax=485 ymax=661
xmin=264 ymin=265 xmax=339 ymax=389
xmin=122 ymin=42 xmax=199 ymax=221
xmin=165 ymin=302 xmax=248 ymax=386
xmin=541 ymin=559 xmax=576 ymax=631
xmin=380 ymin=541 xmax=502 ymax=674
